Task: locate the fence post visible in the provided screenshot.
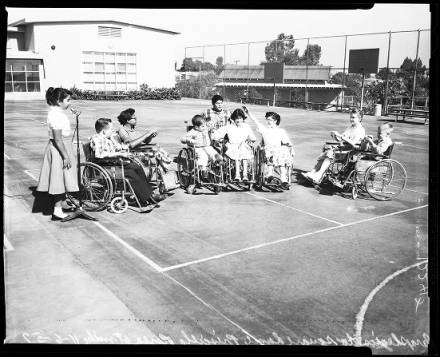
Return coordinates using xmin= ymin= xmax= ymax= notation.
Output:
xmin=342 ymin=35 xmax=347 ymax=111
xmin=384 ymin=31 xmax=392 ymax=115
xmin=247 ymin=42 xmax=250 ymax=101
xmin=305 ymin=38 xmax=310 ymax=105
xmin=411 ymin=29 xmax=421 ymax=109
xmin=223 ymin=44 xmax=226 ymax=100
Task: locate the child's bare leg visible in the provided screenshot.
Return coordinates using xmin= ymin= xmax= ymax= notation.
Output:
xmin=280 ymin=166 xmax=287 ymax=183
xmin=265 ymin=165 xmax=274 ymax=178
xmin=242 ymin=160 xmax=248 ymax=180
xmin=234 ymin=160 xmax=241 ymax=180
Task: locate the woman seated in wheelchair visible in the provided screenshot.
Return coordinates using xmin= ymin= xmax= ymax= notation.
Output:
xmin=180 ymin=114 xmax=224 ymax=180
xmin=116 ymin=108 xmax=173 ymax=170
xmin=301 ymin=108 xmax=365 ymax=185
xmin=211 ymin=108 xmax=256 ymax=182
xmin=90 ymin=118 xmax=165 ymax=205
xmin=243 ymin=106 xmax=294 ymax=190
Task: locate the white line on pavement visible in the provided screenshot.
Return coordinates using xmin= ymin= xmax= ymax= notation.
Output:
xmin=246 ymin=192 xmax=344 ymax=225
xmin=24 ymin=169 xmax=39 ymax=181
xmin=4 ymin=153 xmax=11 ymax=160
xmin=4 ymin=234 xmax=15 ymax=252
xmin=354 ymin=260 xmax=428 ymax=344
xmin=161 ymin=204 xmax=428 ymax=272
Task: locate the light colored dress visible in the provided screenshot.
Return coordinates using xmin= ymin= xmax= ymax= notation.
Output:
xmin=211 ymin=123 xmax=256 ymax=160
xmin=256 ymin=125 xmax=294 ymax=166
xmin=37 ymin=106 xmax=78 ymax=194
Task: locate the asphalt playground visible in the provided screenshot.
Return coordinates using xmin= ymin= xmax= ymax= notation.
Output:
xmin=4 ymin=98 xmax=429 ymax=353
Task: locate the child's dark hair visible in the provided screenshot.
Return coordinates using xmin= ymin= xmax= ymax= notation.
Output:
xmin=211 ymin=94 xmax=223 ymax=105
xmin=265 ymin=111 xmax=281 ymax=125
xmin=231 ymin=108 xmax=246 ymax=121
xmin=95 ymin=118 xmax=112 ymax=133
xmin=45 ymin=87 xmax=72 ymax=106
xmin=117 ymin=108 xmax=135 ymax=125
xmin=191 ymin=114 xmax=205 ymax=127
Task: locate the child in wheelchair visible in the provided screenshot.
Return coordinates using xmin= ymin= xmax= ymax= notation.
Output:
xmin=180 ymin=114 xmax=224 ymax=180
xmin=211 ymin=108 xmax=256 ymax=182
xmin=301 ymin=108 xmax=365 ymax=185
xmin=90 ymin=118 xmax=165 ymax=206
xmin=243 ymin=106 xmax=294 ymax=190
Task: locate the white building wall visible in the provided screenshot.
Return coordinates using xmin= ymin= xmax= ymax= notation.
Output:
xmin=32 ymin=22 xmax=177 ymax=92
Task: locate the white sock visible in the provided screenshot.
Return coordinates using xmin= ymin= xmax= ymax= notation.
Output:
xmin=53 ymin=207 xmax=67 ymax=218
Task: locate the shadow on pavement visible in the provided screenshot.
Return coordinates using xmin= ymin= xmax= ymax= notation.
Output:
xmin=29 ymin=186 xmax=53 ymax=216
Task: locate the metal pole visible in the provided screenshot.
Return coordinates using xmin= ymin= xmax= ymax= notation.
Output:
xmin=360 ymin=71 xmax=365 ymax=111
xmin=247 ymin=42 xmax=250 ymax=101
xmin=305 ymin=38 xmax=310 ymax=107
xmin=384 ymin=31 xmax=392 ymax=115
xmin=223 ymin=44 xmax=226 ymax=100
xmin=342 ymin=35 xmax=347 ymax=111
xmin=411 ymin=29 xmax=421 ymax=109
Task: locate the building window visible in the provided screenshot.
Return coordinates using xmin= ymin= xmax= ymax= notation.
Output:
xmin=98 ymin=26 xmax=122 ymax=38
xmin=82 ymin=51 xmax=137 ymax=92
xmin=5 ymin=59 xmax=41 ymax=93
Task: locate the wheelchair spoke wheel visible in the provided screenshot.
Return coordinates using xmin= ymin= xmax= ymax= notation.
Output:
xmin=110 ymin=197 xmax=128 ymax=214
xmin=66 ymin=162 xmax=113 ymax=211
xmin=177 ymin=149 xmax=194 ymax=188
xmin=365 ymin=159 xmax=407 ymax=200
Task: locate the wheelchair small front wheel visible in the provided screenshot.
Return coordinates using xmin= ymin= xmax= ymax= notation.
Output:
xmin=110 ymin=197 xmax=128 ymax=214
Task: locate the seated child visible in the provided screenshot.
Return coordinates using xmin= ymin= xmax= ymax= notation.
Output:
xmin=302 ymin=108 xmax=365 ymax=185
xmin=90 ymin=118 xmax=165 ymax=205
xmin=180 ymin=115 xmax=223 ymax=179
xmin=243 ymin=106 xmax=294 ymax=190
xmin=211 ymin=108 xmax=256 ymax=181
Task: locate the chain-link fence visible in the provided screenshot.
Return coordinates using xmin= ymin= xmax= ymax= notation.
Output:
xmin=178 ymin=29 xmax=430 ymax=115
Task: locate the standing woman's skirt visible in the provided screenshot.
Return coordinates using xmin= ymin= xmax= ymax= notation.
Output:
xmin=36 ymin=140 xmax=79 ymax=195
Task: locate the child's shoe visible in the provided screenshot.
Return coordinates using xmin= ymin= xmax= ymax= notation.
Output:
xmin=281 ymin=182 xmax=290 ymax=190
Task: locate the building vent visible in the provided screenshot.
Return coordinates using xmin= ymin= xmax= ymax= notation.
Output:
xmin=98 ymin=26 xmax=122 ymax=38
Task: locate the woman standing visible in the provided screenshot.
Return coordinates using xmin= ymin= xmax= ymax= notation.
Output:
xmin=36 ymin=87 xmax=78 ymax=220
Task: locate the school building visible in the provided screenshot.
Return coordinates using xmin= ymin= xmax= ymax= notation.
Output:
xmin=215 ymin=64 xmax=345 ymax=107
xmin=5 ymin=18 xmax=180 ymax=100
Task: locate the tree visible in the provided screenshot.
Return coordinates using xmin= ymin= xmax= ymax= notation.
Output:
xmin=264 ymin=33 xmax=300 ymax=64
xmin=299 ymin=44 xmax=322 ymax=65
xmin=215 ymin=56 xmax=225 ymax=75
xmin=175 ymin=72 xmax=218 ymax=99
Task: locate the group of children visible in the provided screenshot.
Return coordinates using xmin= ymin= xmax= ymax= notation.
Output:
xmin=36 ymin=89 xmax=393 ymax=221
xmin=181 ymin=95 xmax=295 ymax=188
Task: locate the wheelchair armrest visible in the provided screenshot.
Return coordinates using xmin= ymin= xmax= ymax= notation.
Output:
xmin=325 ymin=141 xmax=342 ymax=145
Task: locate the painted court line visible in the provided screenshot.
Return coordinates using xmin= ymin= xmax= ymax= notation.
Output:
xmin=164 ymin=272 xmax=262 ymax=344
xmin=93 ymin=221 xmax=164 ymax=272
xmin=24 ymin=169 xmax=39 ymax=181
xmin=4 ymin=234 xmax=14 ymax=252
xmin=246 ymin=192 xmax=344 ymax=226
xmin=161 ymin=204 xmax=428 ymax=272
xmin=354 ymin=260 xmax=428 ymax=344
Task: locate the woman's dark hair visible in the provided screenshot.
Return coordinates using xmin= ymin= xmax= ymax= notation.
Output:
xmin=95 ymin=118 xmax=112 ymax=133
xmin=117 ymin=108 xmax=135 ymax=125
xmin=231 ymin=108 xmax=246 ymax=121
xmin=45 ymin=87 xmax=72 ymax=106
xmin=265 ymin=111 xmax=281 ymax=125
xmin=191 ymin=114 xmax=205 ymax=127
xmin=211 ymin=94 xmax=223 ymax=105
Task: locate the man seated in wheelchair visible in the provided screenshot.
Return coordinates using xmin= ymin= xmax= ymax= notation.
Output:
xmin=244 ymin=107 xmax=294 ymax=189
xmin=180 ymin=114 xmax=224 ymax=180
xmin=90 ymin=118 xmax=165 ymax=205
xmin=211 ymin=108 xmax=256 ymax=182
xmin=301 ymin=108 xmax=365 ymax=185
xmin=116 ymin=108 xmax=173 ymax=171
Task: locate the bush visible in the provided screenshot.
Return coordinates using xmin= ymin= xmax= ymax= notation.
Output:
xmin=175 ymin=72 xmax=219 ymax=99
xmin=69 ymin=84 xmax=181 ymax=101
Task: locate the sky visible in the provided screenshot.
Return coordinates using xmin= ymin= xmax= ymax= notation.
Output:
xmin=6 ymin=5 xmax=431 ymax=69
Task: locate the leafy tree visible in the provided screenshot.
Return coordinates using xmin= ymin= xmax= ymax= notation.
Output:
xmin=175 ymin=72 xmax=218 ymax=99
xmin=299 ymin=44 xmax=322 ymax=65
xmin=264 ymin=33 xmax=300 ymax=64
xmin=215 ymin=56 xmax=225 ymax=75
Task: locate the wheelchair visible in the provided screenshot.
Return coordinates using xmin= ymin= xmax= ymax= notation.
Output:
xmin=177 ymin=121 xmax=226 ymax=195
xmin=254 ymin=144 xmax=294 ymax=192
xmin=66 ymin=143 xmax=159 ymax=214
xmin=317 ymin=142 xmax=407 ymax=200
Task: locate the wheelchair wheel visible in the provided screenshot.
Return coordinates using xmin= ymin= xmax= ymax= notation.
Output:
xmin=110 ymin=197 xmax=128 ymax=214
xmin=177 ymin=148 xmax=194 ymax=188
xmin=365 ymin=159 xmax=407 ymax=201
xmin=66 ymin=162 xmax=113 ymax=211
xmin=209 ymin=162 xmax=223 ymax=194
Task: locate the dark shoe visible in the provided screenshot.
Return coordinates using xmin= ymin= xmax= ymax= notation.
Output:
xmin=201 ymin=170 xmax=209 ymax=179
xmin=150 ymin=194 xmax=167 ymax=203
xmin=266 ymin=176 xmax=275 ymax=184
xmin=51 ymin=214 xmax=66 ymax=221
xmin=281 ymin=182 xmax=290 ymax=190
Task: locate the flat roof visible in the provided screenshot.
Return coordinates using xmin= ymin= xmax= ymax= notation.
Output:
xmin=215 ymin=82 xmax=345 ymax=89
xmin=8 ymin=18 xmax=180 ymax=35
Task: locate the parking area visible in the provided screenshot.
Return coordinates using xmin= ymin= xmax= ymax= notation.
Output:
xmin=4 ymin=98 xmax=429 ymax=353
